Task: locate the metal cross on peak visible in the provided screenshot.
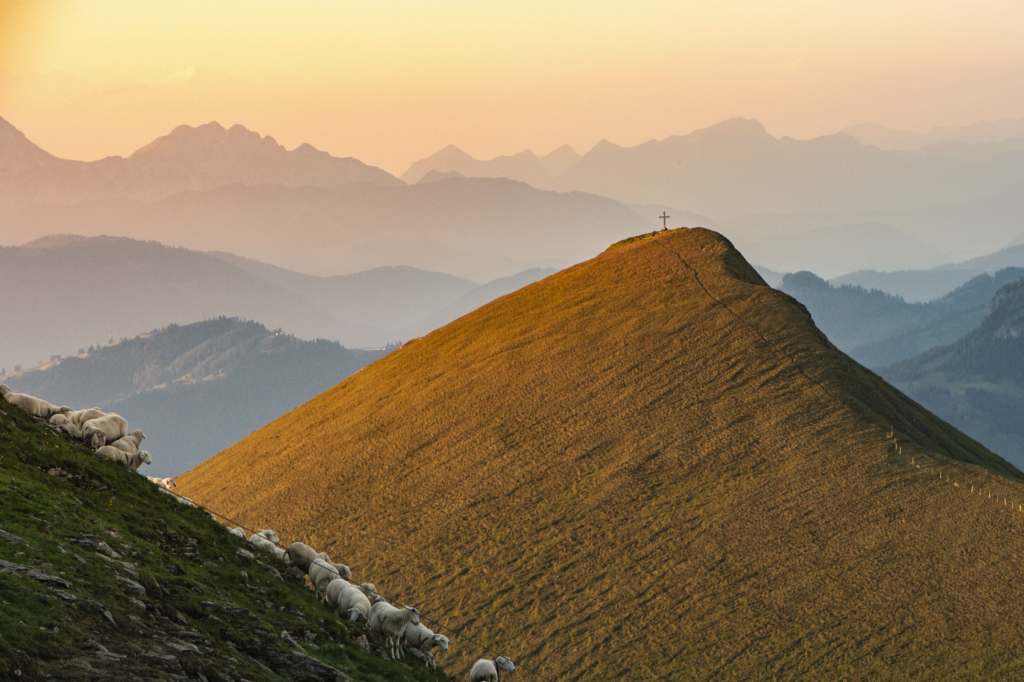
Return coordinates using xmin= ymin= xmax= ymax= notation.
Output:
xmin=659 ymin=212 xmax=669 ymax=230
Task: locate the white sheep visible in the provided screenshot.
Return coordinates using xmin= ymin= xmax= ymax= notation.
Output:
xmin=368 ymin=602 xmax=420 ymax=660
xmin=335 ymin=585 xmax=372 ymax=622
xmin=110 ymin=429 xmax=146 ymax=454
xmin=228 ymin=527 xmax=245 ymax=538
xmin=146 ymin=477 xmax=176 ymax=490
xmin=309 ymin=555 xmax=352 ymax=597
xmin=82 ymin=413 xmax=128 ymax=445
xmin=324 ymin=577 xmax=354 ymax=607
xmin=470 ymin=657 xmax=516 ymax=682
xmin=358 ymin=582 xmax=387 ymax=605
xmin=49 ymin=413 xmax=69 ymax=426
xmin=284 ymin=542 xmax=320 ymax=573
xmin=0 ymin=385 xmax=70 ymax=419
xmin=126 ymin=450 xmax=152 ymax=471
xmin=68 ymin=407 xmax=104 ymax=428
xmin=96 ymin=445 xmax=150 ymax=470
xmin=51 ymin=415 xmax=83 ymax=439
xmin=249 ymin=530 xmax=286 ymax=560
xmin=96 ymin=445 xmax=128 ymax=465
xmin=403 ymin=622 xmax=450 ymax=669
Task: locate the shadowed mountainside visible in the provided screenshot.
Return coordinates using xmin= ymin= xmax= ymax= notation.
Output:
xmin=883 ymin=278 xmax=1024 ymax=470
xmin=179 ymin=228 xmax=1024 ymax=681
xmin=779 ymin=268 xmax=1024 ymax=367
xmin=4 ymin=318 xmax=388 ymax=477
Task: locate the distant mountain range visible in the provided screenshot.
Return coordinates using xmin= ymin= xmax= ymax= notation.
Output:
xmin=0 ymin=235 xmax=558 ymax=369
xmin=0 ymin=117 xmax=400 ymax=208
xmin=401 ymin=118 xmax=1024 ymax=223
xmin=883 ymin=276 xmax=1024 ymax=470
xmin=830 ymin=243 xmax=1024 ymax=303
xmin=843 ymin=117 xmax=1024 ymax=151
xmin=779 ymin=268 xmax=1024 ymax=367
xmin=3 ymin=318 xmax=387 ymax=477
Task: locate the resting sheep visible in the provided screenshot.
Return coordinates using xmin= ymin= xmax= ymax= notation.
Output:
xmin=68 ymin=407 xmax=104 ymax=428
xmin=50 ymin=414 xmax=82 ymax=439
xmin=96 ymin=445 xmax=150 ymax=470
xmin=110 ymin=429 xmax=146 ymax=454
xmin=0 ymin=385 xmax=70 ymax=419
xmin=249 ymin=530 xmax=286 ymax=561
xmin=82 ymin=413 xmax=128 ymax=445
xmin=146 ymin=477 xmax=176 ymax=490
xmin=470 ymin=657 xmax=516 ymax=682
xmin=403 ymin=622 xmax=450 ymax=669
xmin=368 ymin=602 xmax=420 ymax=660
xmin=335 ymin=585 xmax=372 ymax=622
xmin=228 ymin=527 xmax=245 ymax=538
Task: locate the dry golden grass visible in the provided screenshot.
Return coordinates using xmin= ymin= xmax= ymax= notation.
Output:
xmin=180 ymin=228 xmax=1024 ymax=681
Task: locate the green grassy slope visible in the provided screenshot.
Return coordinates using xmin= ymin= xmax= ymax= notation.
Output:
xmin=0 ymin=401 xmax=451 ymax=681
xmin=181 ymin=228 xmax=1024 ymax=681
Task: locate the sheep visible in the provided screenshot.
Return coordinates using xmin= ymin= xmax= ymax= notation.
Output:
xmin=358 ymin=582 xmax=388 ymax=605
xmin=146 ymin=477 xmax=176 ymax=490
xmin=284 ymin=542 xmax=321 ymax=573
xmin=96 ymin=445 xmax=128 ymax=465
xmin=82 ymin=414 xmax=128 ymax=445
xmin=368 ymin=602 xmax=420 ymax=660
xmin=309 ymin=555 xmax=352 ymax=597
xmin=0 ymin=385 xmax=70 ymax=419
xmin=470 ymin=657 xmax=516 ymax=682
xmin=68 ymin=407 xmax=104 ymax=428
xmin=249 ymin=530 xmax=286 ymax=561
xmin=126 ymin=450 xmax=152 ymax=471
xmin=61 ymin=421 xmax=83 ymax=439
xmin=228 ymin=527 xmax=245 ymax=538
xmin=49 ymin=413 xmax=82 ymax=438
xmin=110 ymin=429 xmax=146 ymax=454
xmin=323 ymin=577 xmax=354 ymax=606
xmin=49 ymin=413 xmax=69 ymax=426
xmin=403 ymin=622 xmax=450 ymax=669
xmin=335 ymin=585 xmax=372 ymax=622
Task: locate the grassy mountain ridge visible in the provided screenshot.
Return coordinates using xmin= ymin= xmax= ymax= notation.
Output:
xmin=179 ymin=228 xmax=1024 ymax=680
xmin=6 ymin=318 xmax=387 ymax=477
xmin=0 ymin=398 xmax=451 ymax=681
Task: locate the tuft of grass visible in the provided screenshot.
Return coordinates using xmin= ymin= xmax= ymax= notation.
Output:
xmin=0 ymin=402 xmax=452 ymax=681
xmin=181 ymin=227 xmax=1024 ymax=681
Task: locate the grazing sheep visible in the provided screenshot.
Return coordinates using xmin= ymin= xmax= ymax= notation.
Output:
xmin=403 ymin=622 xmax=450 ymax=669
xmin=470 ymin=657 xmax=516 ymax=682
xmin=324 ymin=578 xmax=354 ymax=606
xmin=284 ymin=542 xmax=321 ymax=573
xmin=358 ymin=582 xmax=387 ymax=605
xmin=0 ymin=385 xmax=70 ymax=419
xmin=228 ymin=527 xmax=246 ymax=538
xmin=368 ymin=602 xmax=420 ymax=660
xmin=68 ymin=407 xmax=104 ymax=428
xmin=82 ymin=414 xmax=128 ymax=445
xmin=336 ymin=585 xmax=372 ymax=622
xmin=110 ymin=429 xmax=146 ymax=454
xmin=309 ymin=556 xmax=353 ymax=597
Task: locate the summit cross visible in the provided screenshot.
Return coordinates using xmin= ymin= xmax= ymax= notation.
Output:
xmin=659 ymin=212 xmax=670 ymax=230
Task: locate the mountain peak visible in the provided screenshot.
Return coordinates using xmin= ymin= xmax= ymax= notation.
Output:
xmin=179 ymin=225 xmax=1019 ymax=680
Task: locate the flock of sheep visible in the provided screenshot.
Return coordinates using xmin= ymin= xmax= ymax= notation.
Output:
xmin=0 ymin=384 xmax=152 ymax=470
xmin=0 ymin=384 xmax=517 ymax=680
xmin=234 ymin=528 xmax=516 ymax=680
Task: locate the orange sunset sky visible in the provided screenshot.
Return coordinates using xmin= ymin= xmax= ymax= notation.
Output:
xmin=2 ymin=0 xmax=1024 ymax=174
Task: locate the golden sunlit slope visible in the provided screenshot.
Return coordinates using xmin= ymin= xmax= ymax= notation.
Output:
xmin=180 ymin=228 xmax=1024 ymax=681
